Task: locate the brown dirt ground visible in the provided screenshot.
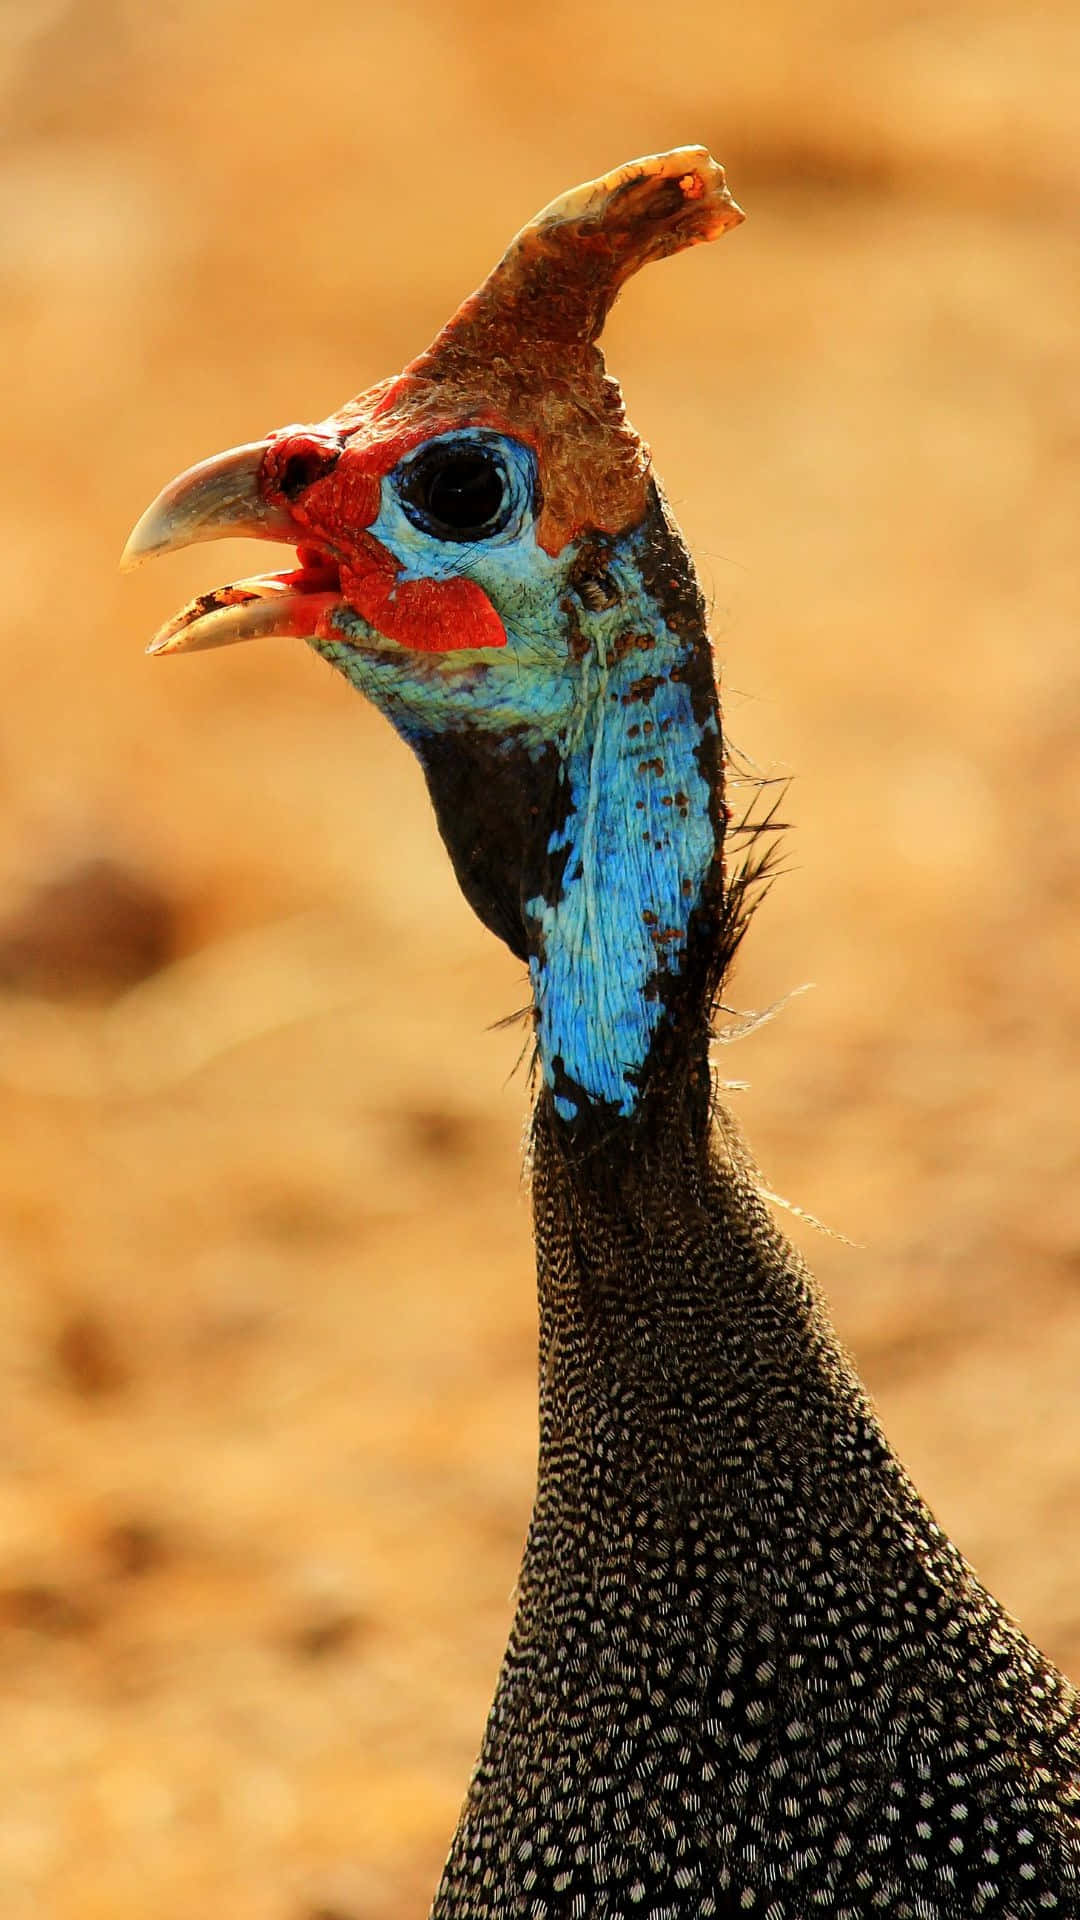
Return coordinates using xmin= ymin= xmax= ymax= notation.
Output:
xmin=0 ymin=2 xmax=1078 ymax=1915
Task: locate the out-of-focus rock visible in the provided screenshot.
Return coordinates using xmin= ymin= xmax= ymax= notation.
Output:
xmin=54 ymin=1309 xmax=129 ymax=1398
xmin=100 ymin=1518 xmax=168 ymax=1580
xmin=0 ymin=1580 xmax=98 ymax=1638
xmin=286 ymin=1604 xmax=365 ymax=1662
xmin=0 ymin=856 xmax=179 ymax=999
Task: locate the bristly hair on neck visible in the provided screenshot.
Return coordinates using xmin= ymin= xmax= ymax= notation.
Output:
xmin=713 ymin=744 xmax=792 ymax=1011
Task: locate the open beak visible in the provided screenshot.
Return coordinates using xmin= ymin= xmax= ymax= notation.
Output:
xmin=123 ymin=441 xmax=345 ymax=655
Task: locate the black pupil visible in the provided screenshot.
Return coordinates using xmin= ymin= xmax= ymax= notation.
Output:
xmin=403 ymin=446 xmax=509 ymax=541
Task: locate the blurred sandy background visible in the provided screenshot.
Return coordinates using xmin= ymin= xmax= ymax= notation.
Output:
xmin=0 ymin=1 xmax=1077 ymax=1914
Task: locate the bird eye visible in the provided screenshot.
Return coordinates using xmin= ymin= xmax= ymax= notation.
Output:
xmin=397 ymin=440 xmax=515 ymax=543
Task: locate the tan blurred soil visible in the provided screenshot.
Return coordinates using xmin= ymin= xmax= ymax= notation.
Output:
xmin=0 ymin=3 xmax=1077 ymax=1916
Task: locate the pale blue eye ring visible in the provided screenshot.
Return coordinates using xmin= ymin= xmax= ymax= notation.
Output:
xmin=393 ymin=431 xmax=537 ymax=545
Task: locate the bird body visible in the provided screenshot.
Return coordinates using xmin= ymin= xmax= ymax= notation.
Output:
xmin=127 ymin=149 xmax=1079 ymax=1917
xmin=438 ymin=1105 xmax=1078 ymax=1916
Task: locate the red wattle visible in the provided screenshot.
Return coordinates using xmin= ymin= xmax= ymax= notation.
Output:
xmin=339 ymin=534 xmax=506 ymax=653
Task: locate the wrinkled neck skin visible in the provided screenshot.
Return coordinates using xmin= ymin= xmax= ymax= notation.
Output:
xmin=517 ymin=518 xmax=724 ymax=1128
xmin=315 ymin=481 xmax=727 ymax=1135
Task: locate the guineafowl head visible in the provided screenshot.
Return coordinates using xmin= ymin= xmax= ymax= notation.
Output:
xmin=126 ymin=150 xmax=745 ymax=1131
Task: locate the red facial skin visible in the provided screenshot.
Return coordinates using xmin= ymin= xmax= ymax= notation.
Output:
xmin=261 ymin=420 xmax=508 ymax=654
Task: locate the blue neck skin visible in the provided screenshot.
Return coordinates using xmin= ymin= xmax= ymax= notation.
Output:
xmin=311 ymin=503 xmax=722 ymax=1127
xmin=522 ymin=568 xmax=718 ymax=1123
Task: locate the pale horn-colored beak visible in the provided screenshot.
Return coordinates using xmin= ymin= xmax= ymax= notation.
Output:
xmin=121 ymin=441 xmax=292 ymax=569
xmin=123 ymin=439 xmax=346 ymax=656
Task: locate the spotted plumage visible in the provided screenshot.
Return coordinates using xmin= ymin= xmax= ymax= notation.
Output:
xmin=127 ymin=147 xmax=1080 ymax=1916
xmin=437 ymin=1109 xmax=1079 ymax=1917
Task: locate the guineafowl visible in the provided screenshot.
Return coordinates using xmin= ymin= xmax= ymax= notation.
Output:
xmin=126 ymin=149 xmax=1079 ymax=1918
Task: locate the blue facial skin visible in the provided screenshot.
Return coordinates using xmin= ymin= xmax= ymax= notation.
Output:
xmin=309 ymin=431 xmax=721 ymax=1125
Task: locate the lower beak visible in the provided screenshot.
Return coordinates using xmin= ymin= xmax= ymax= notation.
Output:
xmin=123 ymin=440 xmax=346 ymax=655
xmin=144 ymin=572 xmax=343 ymax=656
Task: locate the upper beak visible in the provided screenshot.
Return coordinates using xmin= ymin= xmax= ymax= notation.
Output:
xmin=123 ymin=440 xmax=343 ymax=655
xmin=121 ymin=441 xmax=290 ymax=568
